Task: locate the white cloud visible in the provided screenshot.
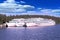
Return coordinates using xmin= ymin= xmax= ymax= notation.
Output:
xmin=21 ymin=9 xmax=60 ymax=17
xmin=40 ymin=9 xmax=60 ymax=17
xmin=20 ymin=1 xmax=26 ymax=3
xmin=0 ymin=0 xmax=35 ymax=14
xmin=52 ymin=9 xmax=60 ymax=12
xmin=0 ymin=0 xmax=60 ymax=17
xmin=23 ymin=5 xmax=35 ymax=8
xmin=5 ymin=0 xmax=15 ymax=3
xmin=40 ymin=9 xmax=52 ymax=13
xmin=22 ymin=11 xmax=38 ymax=15
xmin=37 ymin=8 xmax=42 ymax=10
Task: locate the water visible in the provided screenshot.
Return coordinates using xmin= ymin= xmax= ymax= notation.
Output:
xmin=0 ymin=24 xmax=60 ymax=40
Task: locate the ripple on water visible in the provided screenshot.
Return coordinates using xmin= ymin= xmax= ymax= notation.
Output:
xmin=0 ymin=24 xmax=60 ymax=40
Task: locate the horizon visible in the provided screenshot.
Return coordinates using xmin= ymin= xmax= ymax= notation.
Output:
xmin=0 ymin=0 xmax=60 ymax=17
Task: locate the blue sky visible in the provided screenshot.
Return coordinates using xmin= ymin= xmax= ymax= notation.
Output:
xmin=0 ymin=0 xmax=60 ymax=17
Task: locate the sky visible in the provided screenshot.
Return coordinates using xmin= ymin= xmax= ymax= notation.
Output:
xmin=0 ymin=0 xmax=60 ymax=17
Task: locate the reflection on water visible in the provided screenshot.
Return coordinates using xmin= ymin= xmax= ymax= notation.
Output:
xmin=0 ymin=24 xmax=60 ymax=40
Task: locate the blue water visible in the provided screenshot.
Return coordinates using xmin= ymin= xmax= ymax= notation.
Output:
xmin=0 ymin=24 xmax=60 ymax=40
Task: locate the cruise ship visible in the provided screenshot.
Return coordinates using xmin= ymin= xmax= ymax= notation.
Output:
xmin=5 ymin=18 xmax=56 ymax=27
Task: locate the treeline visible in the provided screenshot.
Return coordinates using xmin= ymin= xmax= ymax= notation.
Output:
xmin=0 ymin=14 xmax=60 ymax=24
xmin=0 ymin=14 xmax=7 ymax=24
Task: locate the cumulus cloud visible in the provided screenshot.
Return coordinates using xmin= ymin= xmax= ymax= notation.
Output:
xmin=5 ymin=0 xmax=15 ymax=3
xmin=21 ymin=11 xmax=38 ymax=15
xmin=20 ymin=1 xmax=26 ymax=3
xmin=52 ymin=9 xmax=60 ymax=13
xmin=0 ymin=0 xmax=60 ymax=17
xmin=21 ymin=9 xmax=60 ymax=17
xmin=0 ymin=0 xmax=35 ymax=14
xmin=37 ymin=8 xmax=42 ymax=10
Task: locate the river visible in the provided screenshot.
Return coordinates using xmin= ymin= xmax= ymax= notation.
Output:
xmin=0 ymin=24 xmax=60 ymax=40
